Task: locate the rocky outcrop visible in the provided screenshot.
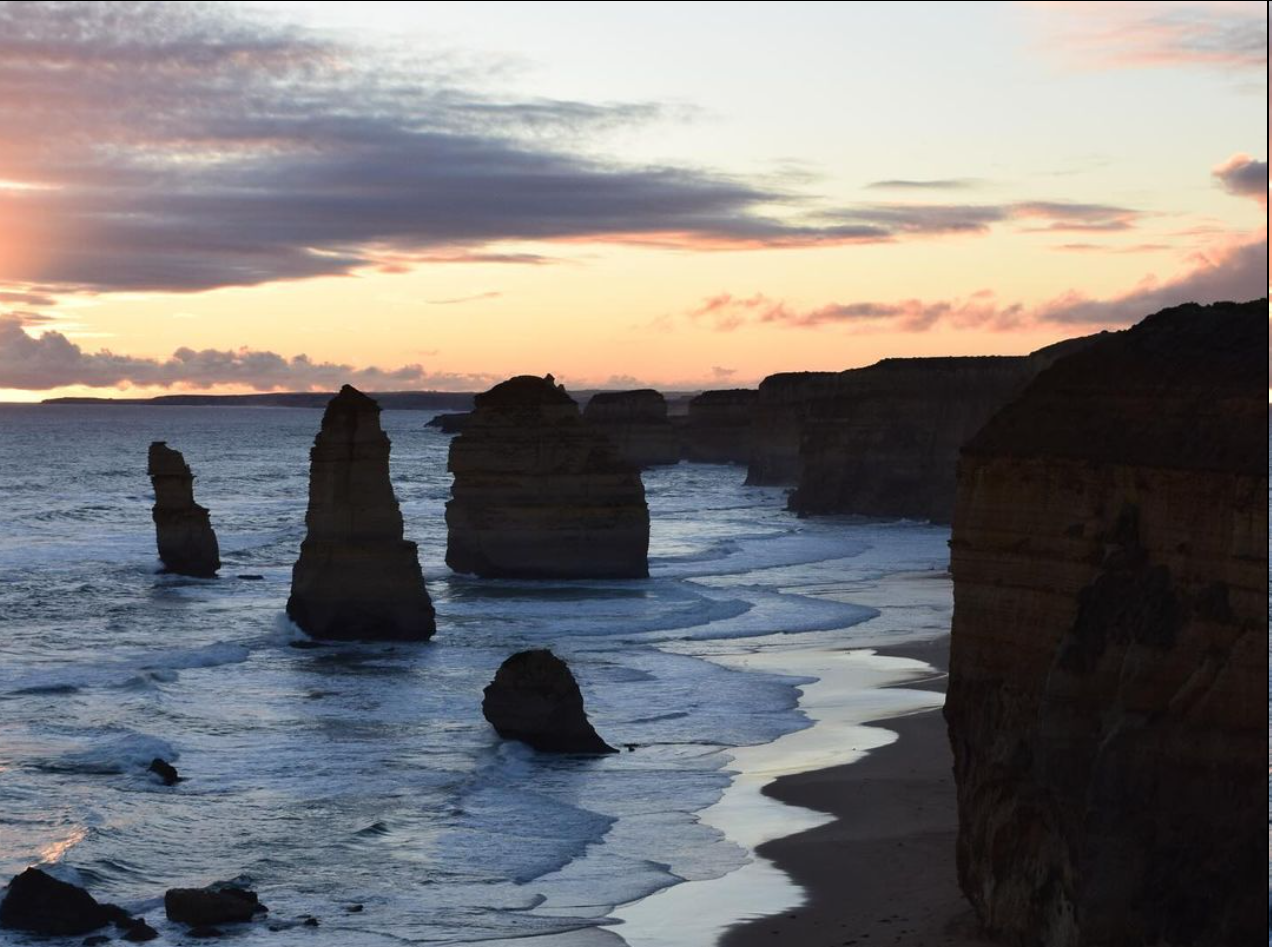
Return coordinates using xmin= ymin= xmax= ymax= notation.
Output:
xmin=582 ymin=389 xmax=679 ymax=467
xmin=482 ymin=649 xmax=616 ymax=753
xmin=0 ymin=868 xmax=127 ymax=936
xmin=681 ymin=389 xmax=757 ymax=464
xmin=445 ymin=375 xmax=649 ymax=578
xmin=426 ymin=412 xmax=470 ymax=434
xmin=944 ymin=300 xmax=1266 ymax=947
xmin=147 ymin=442 xmax=220 ymax=576
xmin=789 ymin=340 xmax=1085 ymax=522
xmin=745 ymin=372 xmax=838 ymax=485
xmin=165 ymin=883 xmax=266 ymax=926
xmin=287 ymin=385 xmax=436 ymax=641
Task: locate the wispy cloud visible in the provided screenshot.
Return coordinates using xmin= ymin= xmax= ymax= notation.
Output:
xmin=864 ymin=179 xmax=986 ymax=191
xmin=0 ymin=317 xmax=498 ymax=391
xmin=427 ymin=291 xmax=502 ymax=305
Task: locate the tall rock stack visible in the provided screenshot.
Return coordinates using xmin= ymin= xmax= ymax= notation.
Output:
xmin=287 ymin=385 xmax=435 ymax=641
xmin=944 ymin=300 xmax=1266 ymax=947
xmin=680 ymin=389 xmax=757 ymax=464
xmin=745 ymin=371 xmax=838 ymax=485
xmin=446 ymin=374 xmax=649 ymax=578
xmin=582 ymin=389 xmax=679 ymax=467
xmin=147 ymin=442 xmax=220 ymax=577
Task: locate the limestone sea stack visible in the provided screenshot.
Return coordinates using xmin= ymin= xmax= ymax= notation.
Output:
xmin=147 ymin=442 xmax=221 ymax=577
xmin=789 ymin=339 xmax=1086 ymax=523
xmin=446 ymin=375 xmax=649 ymax=578
xmin=287 ymin=385 xmax=435 ymax=641
xmin=680 ymin=388 xmax=757 ymax=464
xmin=944 ymin=300 xmax=1266 ymax=947
xmin=745 ymin=371 xmax=838 ymax=485
xmin=482 ymin=649 xmax=616 ymax=753
xmin=582 ymin=389 xmax=679 ymax=467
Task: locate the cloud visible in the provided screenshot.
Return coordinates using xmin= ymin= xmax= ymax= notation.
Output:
xmin=427 ymin=291 xmax=502 ymax=305
xmin=0 ymin=317 xmax=498 ymax=391
xmin=1023 ymin=1 xmax=1268 ymax=72
xmin=817 ymin=200 xmax=1141 ymax=237
xmin=710 ymin=366 xmax=737 ymax=380
xmin=1212 ymin=153 xmax=1268 ymax=204
xmin=864 ymin=179 xmax=985 ymax=190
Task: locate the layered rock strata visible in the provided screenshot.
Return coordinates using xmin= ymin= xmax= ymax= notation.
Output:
xmin=482 ymin=649 xmax=616 ymax=753
xmin=147 ymin=442 xmax=221 ymax=577
xmin=287 ymin=385 xmax=435 ymax=640
xmin=582 ymin=389 xmax=679 ymax=467
xmin=745 ymin=371 xmax=838 ymax=485
xmin=944 ymin=300 xmax=1266 ymax=947
xmin=446 ymin=375 xmax=649 ymax=578
xmin=680 ymin=388 xmax=757 ymax=464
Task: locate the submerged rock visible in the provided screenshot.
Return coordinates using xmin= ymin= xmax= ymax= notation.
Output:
xmin=148 ymin=757 xmax=180 ymax=786
xmin=446 ymin=375 xmax=649 ymax=578
xmin=0 ymin=867 xmax=120 ymax=936
xmin=680 ymin=389 xmax=756 ymax=464
xmin=582 ymin=389 xmax=679 ymax=467
xmin=164 ymin=883 xmax=265 ymax=927
xmin=945 ymin=300 xmax=1266 ymax=946
xmin=147 ymin=442 xmax=220 ymax=577
xmin=287 ymin=385 xmax=436 ymax=641
xmin=482 ymin=649 xmax=616 ymax=754
xmin=119 ymin=917 xmax=159 ymax=942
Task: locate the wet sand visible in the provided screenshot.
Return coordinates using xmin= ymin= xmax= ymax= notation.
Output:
xmin=720 ymin=638 xmax=991 ymax=947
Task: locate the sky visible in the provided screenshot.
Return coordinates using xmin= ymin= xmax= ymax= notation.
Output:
xmin=0 ymin=0 xmax=1266 ymax=401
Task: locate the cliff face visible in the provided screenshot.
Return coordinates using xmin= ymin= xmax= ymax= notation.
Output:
xmin=147 ymin=442 xmax=220 ymax=577
xmin=745 ymin=372 xmax=838 ymax=485
xmin=582 ymin=389 xmax=679 ymax=467
xmin=681 ymin=389 xmax=757 ymax=465
xmin=287 ymin=385 xmax=435 ymax=641
xmin=446 ymin=375 xmax=650 ymax=578
xmin=789 ymin=343 xmax=1082 ymax=522
xmin=944 ymin=300 xmax=1266 ymax=947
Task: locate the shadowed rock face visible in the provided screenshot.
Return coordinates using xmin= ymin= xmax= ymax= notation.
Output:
xmin=446 ymin=375 xmax=649 ymax=578
xmin=287 ymin=385 xmax=435 ymax=641
xmin=681 ymin=388 xmax=757 ymax=464
xmin=745 ymin=372 xmax=838 ymax=485
xmin=482 ymin=649 xmax=616 ymax=753
xmin=944 ymin=300 xmax=1266 ymax=947
xmin=582 ymin=389 xmax=679 ymax=467
xmin=147 ymin=442 xmax=221 ymax=577
xmin=0 ymin=868 xmax=122 ymax=936
xmin=788 ymin=339 xmax=1087 ymax=523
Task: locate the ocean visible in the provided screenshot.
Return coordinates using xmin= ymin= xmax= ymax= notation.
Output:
xmin=0 ymin=404 xmax=951 ymax=946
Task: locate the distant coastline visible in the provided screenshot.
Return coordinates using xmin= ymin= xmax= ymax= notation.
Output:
xmin=36 ymin=389 xmax=704 ymax=411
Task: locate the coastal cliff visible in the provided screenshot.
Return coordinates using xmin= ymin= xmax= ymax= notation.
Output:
xmin=446 ymin=375 xmax=650 ymax=578
xmin=147 ymin=442 xmax=220 ymax=577
xmin=944 ymin=300 xmax=1266 ymax=946
xmin=287 ymin=385 xmax=435 ymax=640
xmin=582 ymin=389 xmax=679 ymax=467
xmin=789 ymin=342 xmax=1082 ymax=522
xmin=745 ymin=372 xmax=838 ymax=485
xmin=681 ymin=389 xmax=757 ymax=465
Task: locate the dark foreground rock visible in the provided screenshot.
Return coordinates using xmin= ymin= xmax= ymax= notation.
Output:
xmin=287 ymin=385 xmax=436 ymax=641
xmin=482 ymin=650 xmax=616 ymax=754
xmin=945 ymin=300 xmax=1267 ymax=946
xmin=147 ymin=442 xmax=220 ymax=577
xmin=147 ymin=757 xmax=180 ymax=785
xmin=0 ymin=867 xmax=123 ymax=936
xmin=164 ymin=883 xmax=265 ymax=927
xmin=446 ymin=375 xmax=649 ymax=578
xmin=582 ymin=389 xmax=679 ymax=467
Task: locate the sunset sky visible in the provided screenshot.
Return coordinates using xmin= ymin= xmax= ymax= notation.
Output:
xmin=0 ymin=0 xmax=1266 ymax=401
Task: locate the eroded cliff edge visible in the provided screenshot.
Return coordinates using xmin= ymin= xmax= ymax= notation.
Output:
xmin=582 ymin=389 xmax=679 ymax=467
xmin=944 ymin=299 xmax=1266 ymax=946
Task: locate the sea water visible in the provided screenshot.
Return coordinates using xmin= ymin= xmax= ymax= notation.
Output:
xmin=0 ymin=405 xmax=950 ymax=945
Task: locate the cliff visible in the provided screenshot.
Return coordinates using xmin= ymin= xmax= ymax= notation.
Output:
xmin=745 ymin=372 xmax=838 ymax=485
xmin=944 ymin=299 xmax=1266 ymax=947
xmin=287 ymin=385 xmax=436 ymax=640
xmin=582 ymin=389 xmax=679 ymax=467
xmin=147 ymin=442 xmax=220 ymax=577
xmin=446 ymin=374 xmax=650 ymax=578
xmin=681 ymin=388 xmax=757 ymax=464
xmin=789 ymin=340 xmax=1085 ymax=522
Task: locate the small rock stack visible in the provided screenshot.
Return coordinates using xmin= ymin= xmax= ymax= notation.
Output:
xmin=147 ymin=442 xmax=221 ymax=577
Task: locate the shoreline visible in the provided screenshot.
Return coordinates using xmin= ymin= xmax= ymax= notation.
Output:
xmin=720 ymin=635 xmax=991 ymax=947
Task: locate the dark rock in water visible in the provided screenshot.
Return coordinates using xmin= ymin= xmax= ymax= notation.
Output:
xmin=119 ymin=917 xmax=159 ymax=942
xmin=345 ymin=904 xmax=364 ymax=913
xmin=288 ymin=640 xmax=326 ymax=650
xmin=945 ymin=300 xmax=1266 ymax=947
xmin=237 ymin=574 xmax=265 ymax=581
xmin=425 ymin=412 xmax=470 ymax=434
xmin=446 ymin=375 xmax=649 ymax=578
xmin=82 ymin=936 xmax=110 ymax=946
xmin=188 ymin=926 xmax=224 ymax=939
xmin=482 ymin=650 xmax=616 ymax=754
xmin=301 ymin=916 xmax=320 ymax=927
xmin=287 ymin=385 xmax=436 ymax=641
xmin=148 ymin=757 xmax=180 ymax=785
xmin=147 ymin=442 xmax=220 ymax=577
xmin=680 ymin=389 xmax=756 ymax=464
xmin=0 ymin=867 xmax=117 ymax=936
xmin=582 ymin=389 xmax=679 ymax=467
xmin=164 ymin=884 xmax=265 ymax=927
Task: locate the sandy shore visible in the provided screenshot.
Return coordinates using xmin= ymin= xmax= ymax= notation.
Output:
xmin=720 ymin=637 xmax=990 ymax=947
